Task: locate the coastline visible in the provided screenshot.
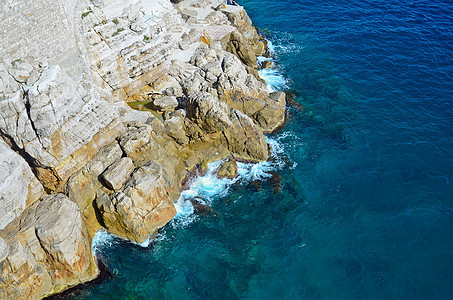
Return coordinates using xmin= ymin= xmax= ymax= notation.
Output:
xmin=0 ymin=0 xmax=287 ymax=298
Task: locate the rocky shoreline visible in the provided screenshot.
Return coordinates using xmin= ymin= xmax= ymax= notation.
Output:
xmin=0 ymin=0 xmax=285 ymax=298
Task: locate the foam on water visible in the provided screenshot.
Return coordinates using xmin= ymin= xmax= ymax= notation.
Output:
xmin=258 ymin=68 xmax=287 ymax=92
xmin=173 ymin=137 xmax=285 ymax=227
xmin=92 ymin=229 xmax=115 ymax=256
xmin=92 ymin=228 xmax=154 ymax=252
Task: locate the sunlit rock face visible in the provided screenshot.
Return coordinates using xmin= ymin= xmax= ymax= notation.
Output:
xmin=0 ymin=0 xmax=284 ymax=298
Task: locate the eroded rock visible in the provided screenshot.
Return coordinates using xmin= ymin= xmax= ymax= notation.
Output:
xmin=223 ymin=109 xmax=268 ymax=161
xmin=96 ymin=161 xmax=176 ymax=243
xmin=101 ymin=157 xmax=135 ymax=191
xmin=153 ymin=96 xmax=179 ymax=112
xmin=0 ymin=139 xmax=44 ymax=230
xmin=0 ymin=194 xmax=97 ymax=300
xmin=186 ymin=91 xmax=232 ymax=133
xmin=215 ymin=158 xmax=238 ymax=179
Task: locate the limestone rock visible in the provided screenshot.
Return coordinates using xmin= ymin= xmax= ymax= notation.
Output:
xmin=96 ymin=161 xmax=176 ymax=243
xmin=222 ymin=6 xmax=259 ymax=41
xmin=206 ymin=11 xmax=230 ymax=25
xmin=223 ymin=109 xmax=268 ymax=161
xmin=0 ymin=139 xmax=44 ymax=230
xmin=0 ymin=62 xmax=20 ymax=100
xmin=0 ymin=237 xmax=7 ymax=262
xmin=261 ymin=60 xmax=274 ymax=69
xmin=164 ymin=116 xmax=189 ymax=145
xmin=101 ymin=157 xmax=135 ymax=190
xmin=8 ymin=61 xmax=33 ymax=83
xmin=253 ymin=91 xmax=286 ymax=133
xmin=118 ymin=122 xmax=180 ymax=187
xmin=216 ymin=158 xmax=238 ymax=179
xmin=153 ymin=96 xmax=179 ymax=112
xmin=186 ymin=91 xmax=232 ymax=133
xmin=67 ymin=142 xmax=123 ymax=208
xmin=224 ymin=30 xmax=258 ymax=68
xmin=0 ymin=65 xmax=124 ymax=191
xmin=163 ymin=85 xmax=184 ymax=97
xmin=0 ymin=194 xmax=97 ymax=300
xmin=254 ymin=41 xmax=266 ymax=56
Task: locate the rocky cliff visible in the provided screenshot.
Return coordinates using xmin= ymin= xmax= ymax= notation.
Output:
xmin=0 ymin=0 xmax=286 ymax=298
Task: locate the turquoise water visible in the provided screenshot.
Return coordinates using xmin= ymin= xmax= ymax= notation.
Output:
xmin=67 ymin=0 xmax=453 ymax=298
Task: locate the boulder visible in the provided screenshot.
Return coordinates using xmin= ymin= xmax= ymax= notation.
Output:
xmin=224 ymin=30 xmax=258 ymax=68
xmin=261 ymin=60 xmax=274 ymax=69
xmin=153 ymin=96 xmax=179 ymax=112
xmin=96 ymin=161 xmax=176 ymax=243
xmin=223 ymin=109 xmax=268 ymax=161
xmin=186 ymin=91 xmax=232 ymax=133
xmin=164 ymin=116 xmax=189 ymax=145
xmin=216 ymin=158 xmax=238 ymax=179
xmin=101 ymin=157 xmax=135 ymax=190
xmin=0 ymin=194 xmax=97 ymax=300
xmin=253 ymin=91 xmax=286 ymax=133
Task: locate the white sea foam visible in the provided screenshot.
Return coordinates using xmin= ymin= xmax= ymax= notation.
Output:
xmin=92 ymin=229 xmax=115 ymax=256
xmin=172 ymin=137 xmax=286 ymax=227
xmin=258 ymin=67 xmax=288 ymax=93
xmin=91 ymin=228 xmax=155 ymax=255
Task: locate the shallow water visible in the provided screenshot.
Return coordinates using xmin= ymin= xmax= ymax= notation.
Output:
xmin=68 ymin=0 xmax=453 ymax=298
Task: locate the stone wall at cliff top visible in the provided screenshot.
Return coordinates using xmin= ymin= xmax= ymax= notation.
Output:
xmin=0 ymin=0 xmax=286 ymax=298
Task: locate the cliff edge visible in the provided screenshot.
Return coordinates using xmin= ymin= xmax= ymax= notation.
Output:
xmin=0 ymin=0 xmax=285 ymax=298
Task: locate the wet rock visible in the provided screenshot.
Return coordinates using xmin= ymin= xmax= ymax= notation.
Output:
xmin=268 ymin=171 xmax=282 ymax=194
xmin=261 ymin=60 xmax=273 ymax=69
xmin=216 ymin=158 xmax=238 ymax=179
xmin=101 ymin=157 xmax=135 ymax=191
xmin=190 ymin=197 xmax=218 ymax=216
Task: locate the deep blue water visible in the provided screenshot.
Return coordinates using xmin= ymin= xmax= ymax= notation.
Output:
xmin=69 ymin=0 xmax=453 ymax=298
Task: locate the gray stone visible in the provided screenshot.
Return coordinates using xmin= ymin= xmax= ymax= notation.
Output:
xmin=0 ymin=139 xmax=44 ymax=230
xmin=186 ymin=91 xmax=232 ymax=133
xmin=153 ymin=96 xmax=179 ymax=111
xmin=0 ymin=237 xmax=8 ymax=262
xmin=8 ymin=61 xmax=34 ymax=83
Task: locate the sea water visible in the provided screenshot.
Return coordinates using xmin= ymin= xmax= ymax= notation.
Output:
xmin=67 ymin=0 xmax=453 ymax=298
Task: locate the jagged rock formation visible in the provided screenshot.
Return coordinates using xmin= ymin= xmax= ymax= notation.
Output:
xmin=0 ymin=0 xmax=286 ymax=298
